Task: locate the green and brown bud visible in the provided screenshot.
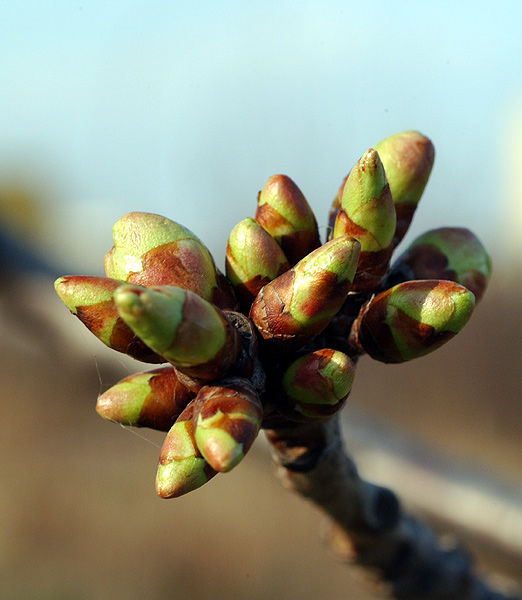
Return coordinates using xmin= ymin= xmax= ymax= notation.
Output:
xmin=225 ymin=217 xmax=290 ymax=306
xmin=96 ymin=366 xmax=194 ymax=431
xmin=386 ymin=227 xmax=491 ymax=302
xmin=193 ymin=377 xmax=263 ymax=472
xmin=374 ymin=130 xmax=435 ymax=245
xmin=352 ymin=279 xmax=475 ymax=363
xmin=54 ymin=275 xmax=162 ymax=362
xmin=156 ymin=401 xmax=217 ymax=498
xmin=104 ymin=212 xmax=237 ymax=310
xmin=249 ymin=235 xmax=360 ymax=351
xmin=333 ymin=149 xmax=396 ymax=291
xmin=255 ymin=175 xmax=321 ymax=266
xmin=277 ymin=349 xmax=356 ymax=422
xmin=114 ymin=284 xmax=241 ymax=380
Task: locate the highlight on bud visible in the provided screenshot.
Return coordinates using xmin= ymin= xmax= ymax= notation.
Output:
xmin=114 ymin=284 xmax=241 ymax=380
xmin=156 ymin=401 xmax=217 ymax=499
xmin=374 ymin=130 xmax=435 ymax=245
xmin=386 ymin=227 xmax=491 ymax=302
xmin=249 ymin=235 xmax=361 ymax=351
xmin=333 ymin=149 xmax=396 ymax=291
xmin=54 ymin=275 xmax=162 ymax=362
xmin=96 ymin=366 xmax=194 ymax=431
xmin=255 ymin=175 xmax=321 ymax=266
xmin=354 ymin=279 xmax=475 ymax=363
xmin=277 ymin=349 xmax=356 ymax=421
xmin=193 ymin=377 xmax=263 ymax=472
xmin=104 ymin=212 xmax=237 ymax=310
xmin=225 ymin=217 xmax=290 ymax=306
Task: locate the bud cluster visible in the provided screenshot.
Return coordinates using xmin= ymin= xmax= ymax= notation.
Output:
xmin=55 ymin=130 xmax=491 ymax=498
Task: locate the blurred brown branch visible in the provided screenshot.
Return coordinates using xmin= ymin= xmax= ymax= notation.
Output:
xmin=266 ymin=416 xmax=522 ymax=600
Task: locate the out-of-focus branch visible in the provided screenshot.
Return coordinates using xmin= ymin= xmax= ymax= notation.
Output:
xmin=265 ymin=415 xmax=521 ymax=600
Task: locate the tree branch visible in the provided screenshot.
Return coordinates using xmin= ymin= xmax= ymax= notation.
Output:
xmin=265 ymin=415 xmax=521 ymax=600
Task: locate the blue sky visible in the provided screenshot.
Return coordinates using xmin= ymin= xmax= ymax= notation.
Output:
xmin=1 ymin=1 xmax=521 ymax=271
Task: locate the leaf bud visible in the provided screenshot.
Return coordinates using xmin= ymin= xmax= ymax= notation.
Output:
xmin=114 ymin=284 xmax=241 ymax=380
xmin=225 ymin=217 xmax=290 ymax=307
xmin=255 ymin=175 xmax=320 ymax=265
xmin=193 ymin=377 xmax=263 ymax=472
xmin=374 ymin=130 xmax=435 ymax=245
xmin=104 ymin=212 xmax=237 ymax=310
xmin=54 ymin=275 xmax=162 ymax=362
xmin=96 ymin=366 xmax=194 ymax=431
xmin=277 ymin=349 xmax=356 ymax=422
xmin=156 ymin=401 xmax=217 ymax=498
xmin=249 ymin=235 xmax=360 ymax=351
xmin=385 ymin=227 xmax=491 ymax=302
xmin=333 ymin=149 xmax=396 ymax=291
xmin=353 ymin=279 xmax=475 ymax=363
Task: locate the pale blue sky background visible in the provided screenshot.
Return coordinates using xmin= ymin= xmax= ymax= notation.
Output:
xmin=1 ymin=0 xmax=521 ymax=271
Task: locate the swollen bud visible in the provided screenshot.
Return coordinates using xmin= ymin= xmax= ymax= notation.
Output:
xmin=352 ymin=279 xmax=475 ymax=363
xmin=54 ymin=275 xmax=162 ymax=362
xmin=255 ymin=175 xmax=321 ymax=265
xmin=333 ymin=149 xmax=396 ymax=291
xmin=249 ymin=235 xmax=361 ymax=351
xmin=385 ymin=227 xmax=491 ymax=302
xmin=225 ymin=217 xmax=290 ymax=306
xmin=104 ymin=212 xmax=237 ymax=310
xmin=96 ymin=367 xmax=194 ymax=431
xmin=374 ymin=131 xmax=435 ymax=245
xmin=114 ymin=284 xmax=241 ymax=380
xmin=277 ymin=349 xmax=356 ymax=421
xmin=156 ymin=401 xmax=217 ymax=498
xmin=193 ymin=377 xmax=263 ymax=472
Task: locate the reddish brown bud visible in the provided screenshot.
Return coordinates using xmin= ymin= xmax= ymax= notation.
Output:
xmin=352 ymin=279 xmax=475 ymax=363
xmin=333 ymin=149 xmax=396 ymax=292
xmin=255 ymin=175 xmax=321 ymax=265
xmin=249 ymin=236 xmax=360 ymax=352
xmin=114 ymin=284 xmax=242 ymax=381
xmin=374 ymin=131 xmax=435 ymax=245
xmin=386 ymin=227 xmax=491 ymax=302
xmin=54 ymin=275 xmax=162 ymax=362
xmin=104 ymin=212 xmax=237 ymax=310
xmin=277 ymin=349 xmax=356 ymax=422
xmin=193 ymin=377 xmax=263 ymax=472
xmin=96 ymin=367 xmax=194 ymax=431
xmin=156 ymin=401 xmax=217 ymax=498
xmin=225 ymin=217 xmax=290 ymax=307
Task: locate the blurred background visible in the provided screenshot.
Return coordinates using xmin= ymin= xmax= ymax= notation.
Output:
xmin=1 ymin=1 xmax=521 ymax=598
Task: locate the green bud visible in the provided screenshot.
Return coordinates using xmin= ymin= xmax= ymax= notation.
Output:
xmin=54 ymin=275 xmax=162 ymax=362
xmin=354 ymin=279 xmax=475 ymax=363
xmin=156 ymin=401 xmax=217 ymax=498
xmin=193 ymin=377 xmax=263 ymax=472
xmin=249 ymin=235 xmax=360 ymax=351
xmin=386 ymin=227 xmax=491 ymax=302
xmin=96 ymin=366 xmax=194 ymax=431
xmin=104 ymin=212 xmax=237 ymax=310
xmin=114 ymin=284 xmax=241 ymax=380
xmin=255 ymin=175 xmax=320 ymax=266
xmin=277 ymin=349 xmax=356 ymax=421
xmin=333 ymin=149 xmax=396 ymax=291
xmin=374 ymin=130 xmax=435 ymax=245
xmin=225 ymin=217 xmax=290 ymax=306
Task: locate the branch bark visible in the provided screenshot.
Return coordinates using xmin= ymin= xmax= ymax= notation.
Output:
xmin=265 ymin=415 xmax=521 ymax=600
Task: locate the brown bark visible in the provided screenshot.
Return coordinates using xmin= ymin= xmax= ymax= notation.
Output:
xmin=265 ymin=415 xmax=521 ymax=600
